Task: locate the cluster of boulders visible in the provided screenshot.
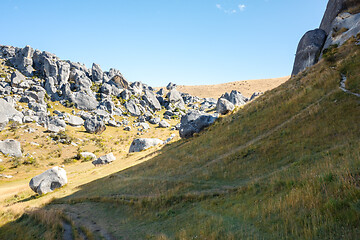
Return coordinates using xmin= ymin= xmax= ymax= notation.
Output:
xmin=292 ymin=0 xmax=360 ymax=75
xmin=0 ymin=44 xmax=263 ymax=141
xmin=0 ymin=44 xmax=265 ymax=195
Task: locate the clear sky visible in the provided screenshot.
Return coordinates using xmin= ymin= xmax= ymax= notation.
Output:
xmin=1 ymin=0 xmax=328 ymax=87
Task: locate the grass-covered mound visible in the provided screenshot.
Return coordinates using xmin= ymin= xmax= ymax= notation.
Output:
xmin=1 ymin=37 xmax=360 ymax=239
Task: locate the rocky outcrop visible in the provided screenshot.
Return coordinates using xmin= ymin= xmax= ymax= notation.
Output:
xmin=222 ymin=90 xmax=248 ymax=106
xmin=292 ymin=0 xmax=360 ymax=76
xmin=179 ymin=110 xmax=218 ymax=139
xmin=129 ymin=138 xmax=164 ymax=152
xmin=0 ymin=98 xmax=23 ymax=120
xmin=291 ymin=29 xmax=327 ymax=76
xmin=322 ymin=12 xmax=360 ymax=51
xmin=143 ymin=90 xmax=161 ymax=111
xmin=29 ymin=167 xmax=67 ymax=195
xmin=320 ymin=0 xmax=346 ymax=35
xmin=124 ymin=100 xmax=142 ymax=116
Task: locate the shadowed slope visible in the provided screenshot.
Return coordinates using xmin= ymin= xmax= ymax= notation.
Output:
xmin=1 ymin=38 xmax=360 ymax=239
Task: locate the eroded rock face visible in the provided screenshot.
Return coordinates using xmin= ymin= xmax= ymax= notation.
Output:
xmin=222 ymin=90 xmax=247 ymax=106
xmin=129 ymin=138 xmax=164 ymax=152
xmin=320 ymin=0 xmax=346 ymax=35
xmin=0 ymin=98 xmax=23 ymax=121
xmin=29 ymin=167 xmax=67 ymax=195
xmin=73 ymin=91 xmax=98 ymax=111
xmin=124 ymin=100 xmax=141 ymax=116
xmin=92 ymin=63 xmax=104 ymax=83
xmin=291 ymin=29 xmax=327 ymax=76
xmin=322 ymin=12 xmax=360 ymax=52
xmin=143 ymin=90 xmax=162 ymax=111
xmin=179 ymin=110 xmax=218 ymax=139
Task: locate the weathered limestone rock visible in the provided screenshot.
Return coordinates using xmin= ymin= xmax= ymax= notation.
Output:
xmin=84 ymin=117 xmax=106 ymax=134
xmin=179 ymin=110 xmax=218 ymax=139
xmin=29 ymin=167 xmax=67 ymax=195
xmin=92 ymin=153 xmax=116 ymax=165
xmin=129 ymin=138 xmax=164 ymax=152
xmin=0 ymin=139 xmax=22 ymax=157
xmin=291 ymin=29 xmax=327 ymax=76
xmin=216 ymin=98 xmax=235 ymax=115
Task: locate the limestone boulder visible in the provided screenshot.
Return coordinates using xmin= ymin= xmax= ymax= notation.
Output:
xmin=29 ymin=167 xmax=67 ymax=195
xmin=291 ymin=29 xmax=327 ymax=76
xmin=0 ymin=139 xmax=22 ymax=157
xmin=179 ymin=110 xmax=218 ymax=139
xmin=92 ymin=153 xmax=116 ymax=165
xmin=84 ymin=117 xmax=106 ymax=134
xmin=67 ymin=115 xmax=84 ymax=127
xmin=216 ymin=98 xmax=235 ymax=115
xmin=129 ymin=138 xmax=164 ymax=153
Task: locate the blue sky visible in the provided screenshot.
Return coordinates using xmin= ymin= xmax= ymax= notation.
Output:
xmin=1 ymin=0 xmax=327 ymax=87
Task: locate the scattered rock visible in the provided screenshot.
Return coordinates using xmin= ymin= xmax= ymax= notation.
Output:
xmin=159 ymin=120 xmax=170 ymax=128
xmin=124 ymin=126 xmax=131 ymax=131
xmin=92 ymin=153 xmax=116 ymax=165
xmin=129 ymin=138 xmax=164 ymax=153
xmin=0 ymin=139 xmax=22 ymax=157
xmin=29 ymin=166 xmax=67 ymax=195
xmin=84 ymin=117 xmax=106 ymax=134
xmin=216 ymin=98 xmax=235 ymax=115
xmin=179 ymin=110 xmax=218 ymax=139
xmin=80 ymin=152 xmax=97 ymax=160
xmin=67 ymin=115 xmax=85 ymax=127
xmin=149 ymin=117 xmax=161 ymax=124
xmin=47 ymin=124 xmax=65 ymax=133
xmin=166 ymin=82 xmax=177 ymax=90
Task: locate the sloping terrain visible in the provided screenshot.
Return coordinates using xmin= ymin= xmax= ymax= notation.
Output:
xmin=173 ymin=76 xmax=289 ymax=99
xmin=1 ymin=34 xmax=359 ymax=239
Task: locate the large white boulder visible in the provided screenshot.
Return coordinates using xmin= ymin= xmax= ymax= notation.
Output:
xmin=129 ymin=138 xmax=164 ymax=153
xmin=0 ymin=139 xmax=22 ymax=157
xmin=29 ymin=167 xmax=67 ymax=195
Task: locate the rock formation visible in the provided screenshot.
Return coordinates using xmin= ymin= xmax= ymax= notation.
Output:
xmin=29 ymin=166 xmax=67 ymax=195
xmin=292 ymin=0 xmax=360 ymax=76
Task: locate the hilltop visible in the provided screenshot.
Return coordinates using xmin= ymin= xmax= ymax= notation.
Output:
xmin=173 ymin=76 xmax=289 ymax=99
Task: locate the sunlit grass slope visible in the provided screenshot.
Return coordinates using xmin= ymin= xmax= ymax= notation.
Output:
xmin=1 ymin=37 xmax=360 ymax=239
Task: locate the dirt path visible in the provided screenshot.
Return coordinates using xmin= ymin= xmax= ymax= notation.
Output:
xmin=340 ymin=75 xmax=360 ymax=97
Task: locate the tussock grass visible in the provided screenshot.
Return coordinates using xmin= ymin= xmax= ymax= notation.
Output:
xmin=1 ymin=37 xmax=360 ymax=239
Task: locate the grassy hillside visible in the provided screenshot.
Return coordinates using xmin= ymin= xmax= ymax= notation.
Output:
xmin=1 ymin=36 xmax=360 ymax=239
